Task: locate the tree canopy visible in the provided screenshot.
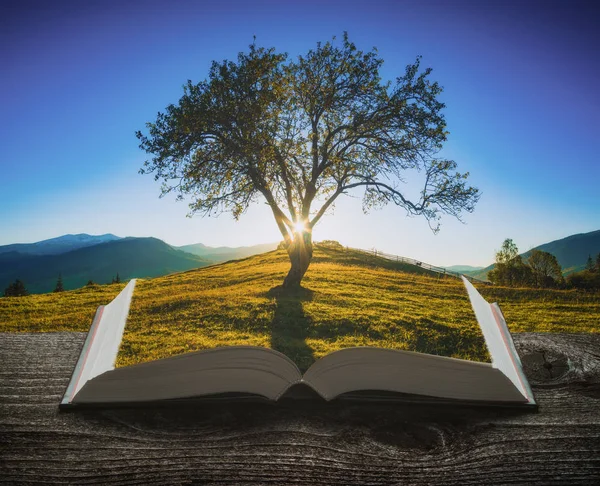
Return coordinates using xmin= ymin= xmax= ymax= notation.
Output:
xmin=137 ymin=34 xmax=480 ymax=287
xmin=488 ymin=238 xmax=530 ymax=287
xmin=488 ymin=239 xmax=564 ymax=288
xmin=527 ymin=249 xmax=563 ymax=288
xmin=3 ymin=279 xmax=29 ymax=297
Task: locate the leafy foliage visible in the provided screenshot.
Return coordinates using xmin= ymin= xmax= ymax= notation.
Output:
xmin=566 ymin=253 xmax=600 ymax=290
xmin=586 ymin=254 xmax=594 ymax=271
xmin=317 ymin=240 xmax=344 ymax=249
xmin=495 ymin=238 xmax=520 ymax=265
xmin=527 ymin=250 xmax=564 ymax=288
xmin=489 ymin=239 xmax=565 ymax=288
xmin=137 ymin=33 xmax=479 ymax=286
xmin=488 ymin=239 xmax=531 ymax=286
xmin=566 ymin=270 xmax=600 ymax=290
xmin=3 ymin=279 xmax=29 ymax=297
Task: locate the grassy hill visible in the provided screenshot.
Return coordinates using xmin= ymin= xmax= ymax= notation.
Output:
xmin=2 ymin=245 xmax=598 ymax=372
xmin=471 ymin=229 xmax=600 ymax=280
xmin=0 ymin=237 xmax=210 ymax=294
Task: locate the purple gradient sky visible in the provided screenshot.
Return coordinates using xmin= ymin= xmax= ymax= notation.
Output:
xmin=1 ymin=0 xmax=598 ymax=266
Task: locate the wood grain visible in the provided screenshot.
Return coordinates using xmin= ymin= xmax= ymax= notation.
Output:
xmin=1 ymin=332 xmax=599 ymax=484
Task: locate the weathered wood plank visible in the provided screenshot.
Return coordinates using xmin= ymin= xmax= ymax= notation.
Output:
xmin=1 ymin=332 xmax=599 ymax=484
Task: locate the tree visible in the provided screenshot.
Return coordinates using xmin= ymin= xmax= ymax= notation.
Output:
xmin=3 ymin=279 xmax=29 ymax=297
xmin=595 ymin=252 xmax=600 ymax=272
xmin=527 ymin=250 xmax=563 ymax=288
xmin=566 ymin=269 xmax=600 ymax=290
xmin=137 ymin=34 xmax=479 ymax=288
xmin=54 ymin=273 xmax=64 ymax=293
xmin=495 ymin=238 xmax=519 ymax=265
xmin=488 ymin=239 xmax=531 ymax=287
xmin=586 ymin=254 xmax=594 ymax=271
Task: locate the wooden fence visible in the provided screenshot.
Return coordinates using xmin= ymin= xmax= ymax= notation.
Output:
xmin=346 ymin=246 xmax=490 ymax=284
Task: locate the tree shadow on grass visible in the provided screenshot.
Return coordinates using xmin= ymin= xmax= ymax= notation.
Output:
xmin=266 ymin=285 xmax=315 ymax=373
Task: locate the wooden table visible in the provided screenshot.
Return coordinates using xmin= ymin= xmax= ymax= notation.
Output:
xmin=1 ymin=333 xmax=599 ymax=484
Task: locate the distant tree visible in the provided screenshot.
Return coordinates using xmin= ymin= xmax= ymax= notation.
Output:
xmin=586 ymin=254 xmax=594 ymax=271
xmin=86 ymin=280 xmax=95 ymax=286
xmin=115 ymin=273 xmax=121 ymax=284
xmin=318 ymin=240 xmax=344 ymax=249
xmin=527 ymin=250 xmax=563 ymax=288
xmin=495 ymin=238 xmax=519 ymax=264
xmin=566 ymin=269 xmax=600 ymax=291
xmin=53 ymin=273 xmax=64 ymax=293
xmin=3 ymin=279 xmax=29 ymax=297
xmin=595 ymin=252 xmax=600 ymax=272
xmin=488 ymin=239 xmax=531 ymax=286
xmin=137 ymin=34 xmax=479 ymax=288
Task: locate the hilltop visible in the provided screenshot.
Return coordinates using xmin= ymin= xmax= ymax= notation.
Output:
xmin=2 ymin=245 xmax=598 ymax=373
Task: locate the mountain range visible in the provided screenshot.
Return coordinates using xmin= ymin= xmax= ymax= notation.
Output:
xmin=178 ymin=242 xmax=278 ymax=261
xmin=465 ymin=229 xmax=600 ymax=281
xmin=1 ymin=229 xmax=598 ymax=294
xmin=443 ymin=265 xmax=484 ymax=273
xmin=0 ymin=235 xmax=278 ymax=295
xmin=0 ymin=233 xmax=120 ymax=256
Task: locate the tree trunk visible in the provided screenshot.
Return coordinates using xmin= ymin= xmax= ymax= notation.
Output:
xmin=282 ymin=230 xmax=313 ymax=288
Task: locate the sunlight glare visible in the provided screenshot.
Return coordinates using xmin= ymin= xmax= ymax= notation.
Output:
xmin=293 ymin=220 xmax=307 ymax=234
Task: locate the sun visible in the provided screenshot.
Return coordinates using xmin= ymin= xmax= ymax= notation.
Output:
xmin=293 ymin=220 xmax=307 ymax=234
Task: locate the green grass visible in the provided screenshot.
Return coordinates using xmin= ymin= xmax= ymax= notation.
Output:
xmin=2 ymin=246 xmax=599 ymax=372
xmin=0 ymin=283 xmax=126 ymax=332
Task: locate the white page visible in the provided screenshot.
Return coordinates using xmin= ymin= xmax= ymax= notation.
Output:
xmin=461 ymin=277 xmax=535 ymax=404
xmin=61 ymin=279 xmax=136 ymax=404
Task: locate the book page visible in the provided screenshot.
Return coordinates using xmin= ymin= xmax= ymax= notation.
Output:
xmin=72 ymin=346 xmax=302 ymax=404
xmin=61 ymin=279 xmax=136 ymax=405
xmin=302 ymin=347 xmax=527 ymax=403
xmin=113 ymin=248 xmax=490 ymax=373
xmin=461 ymin=277 xmax=534 ymax=404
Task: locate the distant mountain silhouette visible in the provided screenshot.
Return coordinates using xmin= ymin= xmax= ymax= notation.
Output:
xmin=177 ymin=242 xmax=278 ymax=262
xmin=0 ymin=233 xmax=121 ymax=256
xmin=470 ymin=229 xmax=600 ymax=280
xmin=0 ymin=237 xmax=210 ymax=294
xmin=443 ymin=265 xmax=484 ymax=273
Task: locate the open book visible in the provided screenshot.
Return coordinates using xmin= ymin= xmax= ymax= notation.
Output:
xmin=60 ymin=277 xmax=536 ymax=409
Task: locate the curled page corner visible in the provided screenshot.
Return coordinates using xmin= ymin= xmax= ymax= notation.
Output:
xmin=61 ymin=279 xmax=137 ymax=406
xmin=461 ymin=276 xmax=535 ymax=405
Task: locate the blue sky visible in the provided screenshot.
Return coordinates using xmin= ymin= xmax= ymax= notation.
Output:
xmin=1 ymin=0 xmax=598 ymax=267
